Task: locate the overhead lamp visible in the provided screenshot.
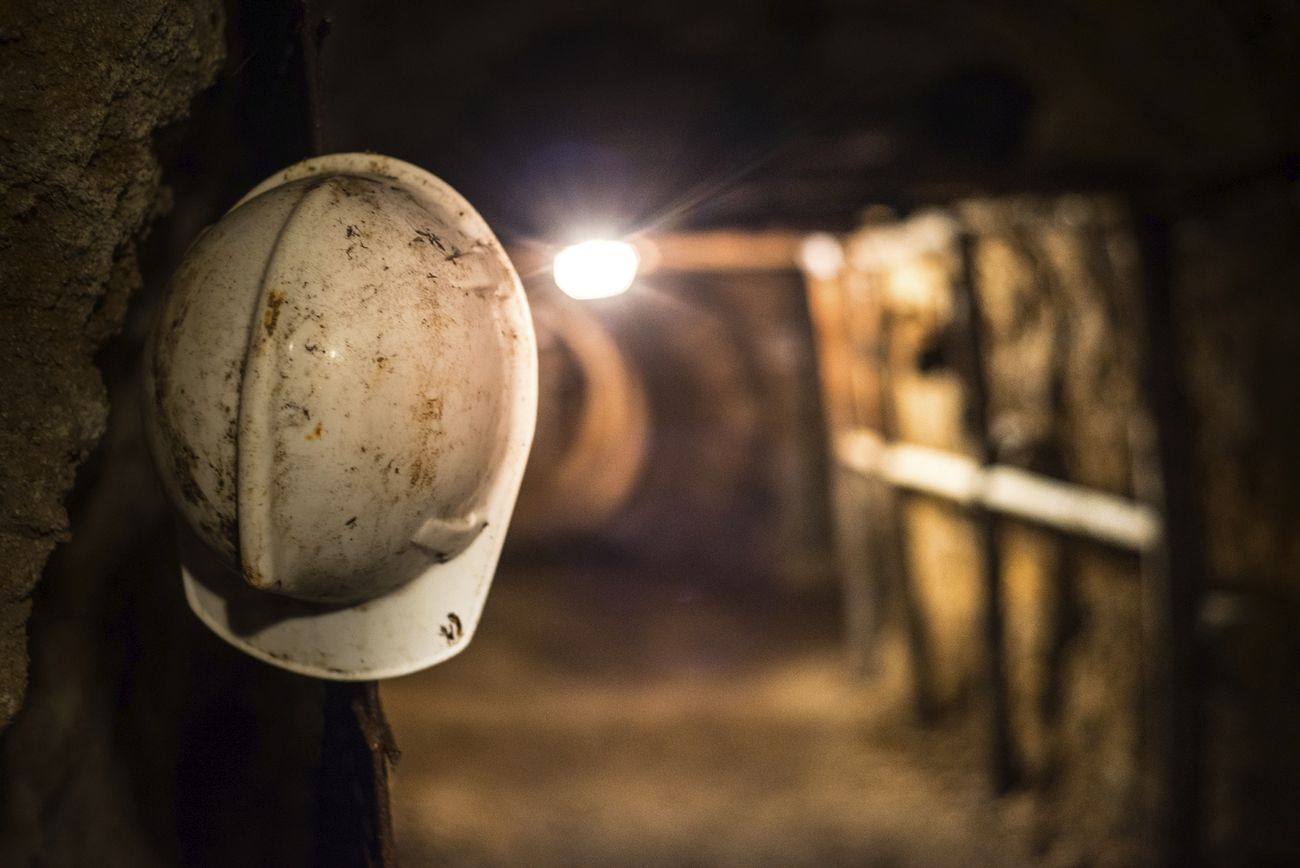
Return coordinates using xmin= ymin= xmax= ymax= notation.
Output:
xmin=553 ymin=239 xmax=640 ymax=300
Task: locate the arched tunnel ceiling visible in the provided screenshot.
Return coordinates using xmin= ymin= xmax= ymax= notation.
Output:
xmin=320 ymin=0 xmax=1298 ymax=235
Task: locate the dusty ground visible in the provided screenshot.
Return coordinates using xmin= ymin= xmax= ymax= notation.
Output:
xmin=382 ymin=551 xmax=1035 ymax=867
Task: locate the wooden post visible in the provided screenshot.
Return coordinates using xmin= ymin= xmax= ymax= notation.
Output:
xmin=870 ymin=287 xmax=939 ymax=719
xmin=274 ymin=1 xmax=401 ymax=862
xmin=317 ymin=682 xmax=401 ymax=867
xmin=951 ymin=231 xmax=1020 ymax=793
xmin=806 ymin=265 xmax=892 ymax=679
xmin=1133 ymin=212 xmax=1206 ymax=867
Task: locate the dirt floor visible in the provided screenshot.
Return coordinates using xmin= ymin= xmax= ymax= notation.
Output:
xmin=382 ymin=550 xmax=1036 ymax=867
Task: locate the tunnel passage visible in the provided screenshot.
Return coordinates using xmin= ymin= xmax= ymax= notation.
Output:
xmin=513 ymin=267 xmax=831 ymax=589
xmin=384 ymin=193 xmax=1300 ymax=866
xmin=4 ymin=1 xmax=1299 ymax=866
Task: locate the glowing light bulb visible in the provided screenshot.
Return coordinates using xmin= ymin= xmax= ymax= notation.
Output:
xmin=553 ymin=240 xmax=640 ymax=300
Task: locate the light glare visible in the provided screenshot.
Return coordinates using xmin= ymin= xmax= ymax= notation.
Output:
xmin=553 ymin=240 xmax=640 ymax=300
xmin=799 ymin=232 xmax=844 ymax=280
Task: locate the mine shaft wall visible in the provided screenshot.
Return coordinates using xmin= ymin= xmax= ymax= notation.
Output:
xmin=810 ymin=190 xmax=1300 ymax=865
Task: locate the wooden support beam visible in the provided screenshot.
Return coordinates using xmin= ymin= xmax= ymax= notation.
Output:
xmin=640 ymin=231 xmax=805 ymax=273
xmin=1133 ymin=213 xmax=1208 ymax=867
xmin=951 ymin=237 xmax=1020 ymax=793
xmin=507 ymin=230 xmax=808 ymax=284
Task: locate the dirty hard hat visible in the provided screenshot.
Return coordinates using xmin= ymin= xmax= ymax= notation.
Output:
xmin=143 ymin=153 xmax=537 ymax=680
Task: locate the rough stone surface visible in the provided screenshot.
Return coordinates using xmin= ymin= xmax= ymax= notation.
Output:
xmin=821 ymin=197 xmax=1194 ymax=864
xmin=1175 ymin=184 xmax=1300 ymax=863
xmin=961 ymin=197 xmax=1153 ymax=863
xmin=1176 ymin=186 xmax=1300 ymax=592
xmin=819 ymin=184 xmax=1300 ymax=864
xmin=0 ymin=0 xmax=223 ymax=728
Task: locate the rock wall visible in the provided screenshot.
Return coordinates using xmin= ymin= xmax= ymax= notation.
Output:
xmin=961 ymin=198 xmax=1149 ymax=864
xmin=811 ymin=188 xmax=1300 ymax=864
xmin=1177 ymin=183 xmax=1300 ymax=863
xmin=0 ymin=4 xmax=396 ymax=864
xmin=0 ymin=0 xmax=223 ymax=728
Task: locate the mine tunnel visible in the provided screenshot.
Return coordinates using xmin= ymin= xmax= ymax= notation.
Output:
xmin=2 ymin=1 xmax=1299 ymax=866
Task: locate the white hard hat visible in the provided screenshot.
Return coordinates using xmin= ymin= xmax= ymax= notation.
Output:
xmin=143 ymin=153 xmax=537 ymax=680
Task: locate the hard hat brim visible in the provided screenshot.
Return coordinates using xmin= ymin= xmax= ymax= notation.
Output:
xmin=181 ymin=505 xmax=513 ymax=680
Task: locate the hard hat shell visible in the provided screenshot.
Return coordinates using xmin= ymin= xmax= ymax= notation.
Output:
xmin=143 ymin=153 xmax=537 ymax=680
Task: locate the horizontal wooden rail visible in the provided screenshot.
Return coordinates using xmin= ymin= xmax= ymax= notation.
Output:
xmin=834 ymin=428 xmax=1161 ymax=552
